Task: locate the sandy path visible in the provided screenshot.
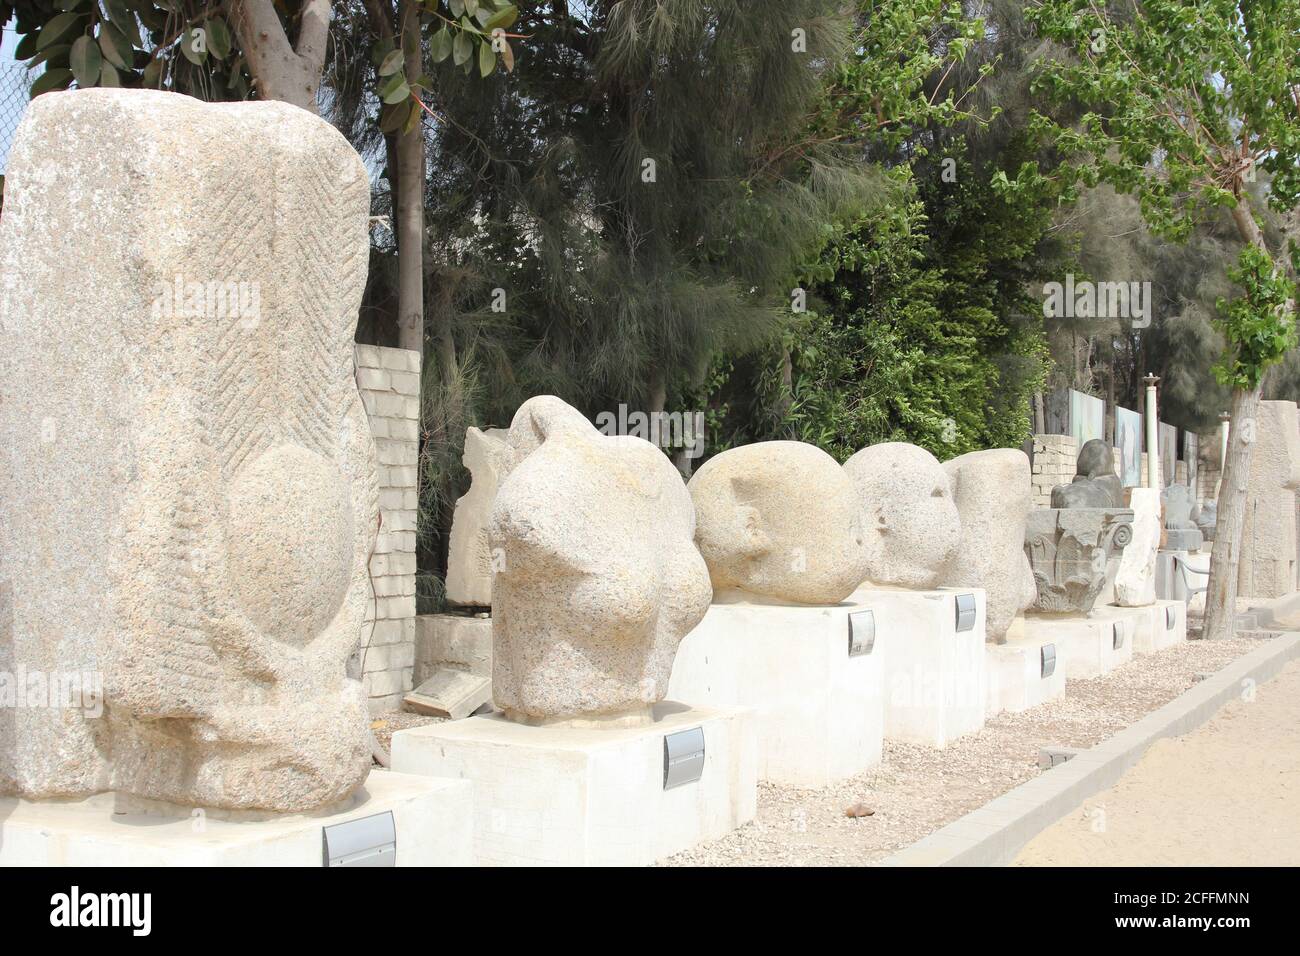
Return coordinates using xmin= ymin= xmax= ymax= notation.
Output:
xmin=1014 ymin=657 xmax=1300 ymax=866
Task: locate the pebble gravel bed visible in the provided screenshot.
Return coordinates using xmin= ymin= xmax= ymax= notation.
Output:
xmin=662 ymin=631 xmax=1272 ymax=866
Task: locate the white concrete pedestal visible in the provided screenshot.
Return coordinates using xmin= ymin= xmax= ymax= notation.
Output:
xmin=1023 ymin=607 xmax=1141 ymax=679
xmin=986 ymin=616 xmax=1067 ymax=715
xmin=849 ymin=586 xmax=987 ymax=748
xmin=667 ymin=599 xmax=883 ymax=787
xmin=0 ymin=770 xmax=472 ymax=866
xmin=391 ymin=702 xmax=756 ymax=866
xmin=1095 ymin=600 xmax=1186 ymax=654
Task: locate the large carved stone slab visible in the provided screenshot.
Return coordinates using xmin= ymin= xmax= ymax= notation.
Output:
xmin=1024 ymin=509 xmax=1133 ymax=614
xmin=688 ymin=441 xmax=869 ymax=604
xmin=445 ymin=426 xmax=512 ymax=606
xmin=1114 ymin=488 xmax=1159 ymax=607
xmin=489 ymin=397 xmax=712 ymax=722
xmin=0 ymin=90 xmax=377 ymax=812
xmin=940 ymin=449 xmax=1036 ymax=643
xmin=1239 ymin=401 xmax=1300 ymax=597
xmin=844 ymin=442 xmax=961 ymax=589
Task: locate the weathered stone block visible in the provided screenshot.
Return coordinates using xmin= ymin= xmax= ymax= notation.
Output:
xmin=0 ymin=90 xmax=376 ymax=812
xmin=940 ymin=449 xmax=1036 ymax=643
xmin=1024 ymin=508 xmax=1133 ymax=613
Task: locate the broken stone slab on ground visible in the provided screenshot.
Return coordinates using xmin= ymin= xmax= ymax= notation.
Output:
xmin=404 ymin=668 xmax=493 ymax=720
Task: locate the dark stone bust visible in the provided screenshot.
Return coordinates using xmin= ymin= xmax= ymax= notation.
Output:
xmin=1051 ymin=438 xmax=1124 ymax=509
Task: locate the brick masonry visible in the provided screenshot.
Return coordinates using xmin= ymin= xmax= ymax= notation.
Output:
xmin=1029 ymin=434 xmax=1078 ymax=509
xmin=355 ymin=343 xmax=421 ymax=713
xmin=1030 ymin=433 xmax=1217 ymax=509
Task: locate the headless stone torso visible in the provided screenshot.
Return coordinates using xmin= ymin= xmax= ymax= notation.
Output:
xmin=1052 ymin=438 xmax=1124 ymax=509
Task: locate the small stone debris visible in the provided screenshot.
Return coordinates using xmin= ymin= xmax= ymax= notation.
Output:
xmin=845 ymin=803 xmax=875 ymax=818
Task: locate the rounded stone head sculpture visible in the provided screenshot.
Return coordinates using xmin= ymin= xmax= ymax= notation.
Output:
xmin=489 ymin=397 xmax=712 ymax=722
xmin=844 ymin=442 xmax=961 ymax=589
xmin=1052 ymin=439 xmax=1123 ymax=508
xmin=688 ymin=441 xmax=870 ymax=605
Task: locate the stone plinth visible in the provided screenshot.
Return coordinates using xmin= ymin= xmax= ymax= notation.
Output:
xmin=667 ymin=598 xmax=883 ymax=787
xmin=0 ymin=771 xmax=472 ymax=866
xmin=391 ymin=703 xmax=756 ymax=866
xmin=849 ymin=586 xmax=987 ymax=748
xmin=1023 ymin=609 xmax=1140 ymax=679
xmin=414 ymin=613 xmax=493 ymax=688
xmin=986 ymin=617 xmax=1067 ymax=715
xmin=1093 ymin=600 xmax=1185 ymax=655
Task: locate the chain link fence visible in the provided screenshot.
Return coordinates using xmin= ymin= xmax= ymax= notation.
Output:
xmin=1 ymin=60 xmax=34 ymax=174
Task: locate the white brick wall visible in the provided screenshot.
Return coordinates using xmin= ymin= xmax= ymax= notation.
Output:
xmin=355 ymin=343 xmax=421 ymax=713
xmin=1030 ymin=434 xmax=1078 ymax=509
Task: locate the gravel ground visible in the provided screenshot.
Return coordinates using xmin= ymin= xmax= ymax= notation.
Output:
xmin=662 ymin=631 xmax=1275 ymax=867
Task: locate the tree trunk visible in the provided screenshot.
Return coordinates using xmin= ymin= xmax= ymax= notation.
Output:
xmin=647 ymin=367 xmax=667 ymax=415
xmin=395 ymin=0 xmax=426 ymax=353
xmin=230 ymin=0 xmax=332 ymax=113
xmin=1203 ymin=191 xmax=1269 ymax=640
xmin=1202 ymin=384 xmax=1261 ymax=640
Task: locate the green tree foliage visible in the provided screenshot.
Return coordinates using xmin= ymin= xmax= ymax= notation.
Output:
xmin=719 ymin=0 xmax=1067 ymax=459
xmin=2 ymin=0 xmax=251 ymax=99
xmin=0 ymin=1 xmax=515 ymax=106
xmin=402 ymin=0 xmax=881 ymax=603
xmin=1027 ymin=0 xmax=1300 ymax=642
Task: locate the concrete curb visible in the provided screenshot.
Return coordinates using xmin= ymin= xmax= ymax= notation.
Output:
xmin=877 ymin=632 xmax=1300 ymax=867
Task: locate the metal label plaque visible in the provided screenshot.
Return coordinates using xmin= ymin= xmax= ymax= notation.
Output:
xmin=848 ymin=610 xmax=876 ymax=657
xmin=1112 ymin=622 xmax=1126 ymax=650
xmin=1041 ymin=643 xmax=1057 ymax=679
xmin=954 ymin=593 xmax=977 ymax=633
xmin=663 ymin=727 xmax=706 ymax=790
xmin=323 ymin=811 xmax=396 ymax=867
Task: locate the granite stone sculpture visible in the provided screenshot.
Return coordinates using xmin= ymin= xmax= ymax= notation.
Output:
xmin=1161 ymin=483 xmax=1204 ymax=551
xmin=445 ymin=426 xmax=513 ymax=606
xmin=1024 ymin=509 xmax=1134 ymax=613
xmin=1196 ymin=500 xmax=1217 ymax=542
xmin=688 ymin=441 xmax=870 ymax=604
xmin=1113 ymin=488 xmax=1160 ymax=606
xmin=939 ymin=449 xmax=1037 ymax=643
xmin=1051 ymin=438 xmax=1124 ymax=509
xmin=1239 ymin=400 xmax=1300 ymax=597
xmin=488 ymin=396 xmax=712 ymax=722
xmin=844 ymin=442 xmax=961 ymax=589
xmin=0 ymin=90 xmax=377 ymax=811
